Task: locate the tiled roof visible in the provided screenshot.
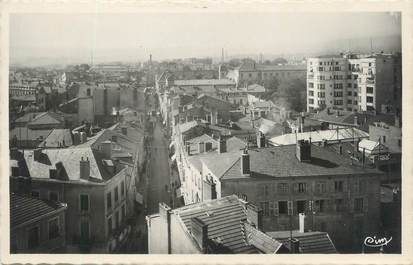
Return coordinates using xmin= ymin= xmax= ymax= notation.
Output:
xmin=174 ymin=79 xmax=235 ymax=86
xmin=200 ymin=151 xmax=242 ymax=179
xmin=269 ymin=128 xmax=369 ymax=146
xmin=27 ymin=112 xmax=65 ymax=127
xmin=220 ymin=145 xmax=381 ymax=180
xmin=39 ymin=129 xmax=73 ymax=148
xmin=178 ymin=120 xmax=206 ymax=134
xmin=10 ymin=193 xmax=67 ymax=228
xmin=267 ymin=230 xmax=337 ymax=253
xmin=174 ymin=195 xmax=259 ymax=253
xmin=22 ymin=147 xmax=114 ymax=182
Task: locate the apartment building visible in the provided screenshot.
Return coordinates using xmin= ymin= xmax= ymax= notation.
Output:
xmin=306 ymin=53 xmax=401 ymax=113
xmin=10 ymin=144 xmax=131 ymax=253
xmin=187 ymin=136 xmax=383 ymax=252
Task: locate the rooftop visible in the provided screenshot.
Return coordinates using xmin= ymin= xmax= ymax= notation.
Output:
xmin=10 ymin=193 xmax=67 ymax=229
xmin=267 ymin=230 xmax=337 ymax=254
xmin=38 ymin=129 xmax=73 ymax=148
xmin=269 ymin=128 xmax=368 ymax=146
xmin=174 ymin=79 xmax=236 ymax=86
xmin=173 ymin=195 xmax=282 ymax=253
xmin=201 ymin=145 xmax=380 ymax=180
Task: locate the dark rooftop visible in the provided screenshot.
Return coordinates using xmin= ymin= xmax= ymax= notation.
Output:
xmin=10 ymin=193 xmax=67 ymax=228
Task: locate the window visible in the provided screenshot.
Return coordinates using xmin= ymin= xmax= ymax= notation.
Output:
xmin=264 ymin=185 xmax=269 ymax=197
xmin=334 ymin=181 xmax=344 ymax=192
xmin=49 ymin=191 xmax=58 ymax=201
xmin=121 ymin=181 xmax=125 ymax=197
xmin=260 ymin=202 xmax=270 ymax=216
xmin=316 ymin=182 xmax=326 ymax=193
xmin=107 ymin=217 xmax=113 ymax=234
xmin=107 ymin=192 xmax=112 ymax=210
xmin=335 ymin=199 xmax=344 ymax=212
xmin=315 ymin=200 xmax=326 ymax=213
xmin=277 ymin=183 xmax=289 ymax=193
xmin=297 ymin=200 xmax=306 ymax=214
xmin=367 ymin=96 xmax=374 ymax=103
xmin=114 ymin=186 xmax=119 ymax=203
xmin=80 ymin=219 xmax=90 ymax=240
xmin=48 ymin=217 xmax=59 ymax=239
xmin=80 ymin=194 xmax=89 ymax=212
xmin=248 ymin=73 xmax=252 ymax=78
xmin=278 ymin=201 xmax=288 ymax=215
xmin=31 ymin=190 xmax=40 ymax=198
xmin=27 ymin=226 xmax=39 ymax=249
xmin=309 ymin=99 xmax=314 ymax=104
xmin=347 ymin=83 xmax=352 ymax=88
xmin=308 ymin=90 xmax=314 ymax=96
xmin=366 ymin=87 xmax=374 ymax=94
xmin=347 ymin=100 xmax=352 ymax=104
xmin=382 ymin=136 xmax=386 ymax=143
xmin=298 ymin=183 xmax=307 ymax=193
xmin=318 ymin=67 xmax=324 ymax=71
xmin=354 ymin=198 xmax=364 ymax=212
xmin=308 ymin=82 xmax=314 ymax=88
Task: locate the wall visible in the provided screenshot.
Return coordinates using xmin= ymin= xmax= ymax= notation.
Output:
xmin=369 ymin=124 xmax=402 ymax=153
xmin=219 ymin=173 xmax=381 ymax=252
xmin=11 ymin=210 xmax=66 ymax=253
xmin=78 ymin=97 xmax=94 ymax=124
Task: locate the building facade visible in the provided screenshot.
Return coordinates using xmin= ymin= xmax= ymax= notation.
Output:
xmin=306 ymin=53 xmax=402 ymax=113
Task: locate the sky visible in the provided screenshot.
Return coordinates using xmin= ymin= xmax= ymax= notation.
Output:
xmin=10 ymin=12 xmax=401 ymax=65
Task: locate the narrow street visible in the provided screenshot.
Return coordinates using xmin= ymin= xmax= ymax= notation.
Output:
xmin=146 ymin=119 xmax=172 ymax=215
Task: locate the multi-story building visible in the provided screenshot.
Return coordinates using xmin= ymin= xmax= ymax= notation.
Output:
xmin=10 ymin=142 xmax=131 ymax=253
xmin=306 ymin=53 xmax=402 ymax=113
xmin=177 ymin=135 xmax=382 ymax=252
xmin=10 ymin=193 xmax=67 ymax=253
xmin=227 ymin=61 xmax=306 ymax=87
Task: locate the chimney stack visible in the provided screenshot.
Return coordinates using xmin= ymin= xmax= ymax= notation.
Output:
xmin=299 ymin=213 xmax=306 ymax=233
xmin=246 ymin=203 xmax=263 ymax=231
xmin=257 ymin=131 xmax=266 ymax=148
xmin=354 ymin=115 xmax=358 ymax=126
xmin=241 ymin=149 xmax=250 ymax=175
xmin=191 ymin=217 xmax=208 ymax=253
xmin=159 ymin=202 xmax=172 ymax=254
xmin=80 ymin=157 xmax=90 ymax=180
xmin=296 ymin=140 xmax=311 ymax=162
xmin=73 ymin=131 xmax=80 ymax=145
xmin=80 ymin=131 xmax=87 ymax=143
xmin=121 ymin=127 xmax=127 ymax=136
xmin=218 ymin=137 xmax=226 ymax=153
xmin=102 ymin=141 xmax=112 ymax=159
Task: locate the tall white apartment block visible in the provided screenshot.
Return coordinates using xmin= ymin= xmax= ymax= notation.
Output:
xmin=307 ymin=53 xmax=401 ymax=114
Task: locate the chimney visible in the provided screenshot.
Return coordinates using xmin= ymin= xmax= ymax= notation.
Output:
xmin=290 ymin=238 xmax=300 ymax=253
xmin=186 ymin=144 xmax=191 ymax=156
xmin=33 ymin=148 xmax=42 ymax=162
xmin=159 ymin=203 xmax=172 ymax=254
xmin=241 ymin=149 xmax=250 ymax=175
xmin=246 ymin=203 xmax=263 ymax=231
xmin=300 ymin=114 xmax=305 ymax=133
xmin=257 ymin=131 xmax=266 ymax=148
xmin=191 ymin=217 xmax=208 ymax=253
xmin=80 ymin=157 xmax=90 ymax=180
xmin=121 ymin=127 xmax=127 ymax=136
xmin=299 ymin=213 xmax=306 ymax=233
xmin=102 ymin=141 xmax=112 ymax=158
xmin=80 ymin=131 xmax=87 ymax=143
xmin=296 ymin=140 xmax=311 ymax=162
xmin=218 ymin=137 xmax=227 ymax=153
xmin=198 ymin=142 xmax=205 ymax=153
xmin=339 ymin=144 xmax=343 ymax=155
xmin=354 ymin=115 xmax=358 ymax=126
xmin=73 ymin=131 xmax=80 ymax=145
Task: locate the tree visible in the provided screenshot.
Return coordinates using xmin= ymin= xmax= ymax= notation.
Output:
xmin=228 ymin=59 xmax=241 ymax=67
xmin=274 ymin=78 xmax=306 ymax=112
